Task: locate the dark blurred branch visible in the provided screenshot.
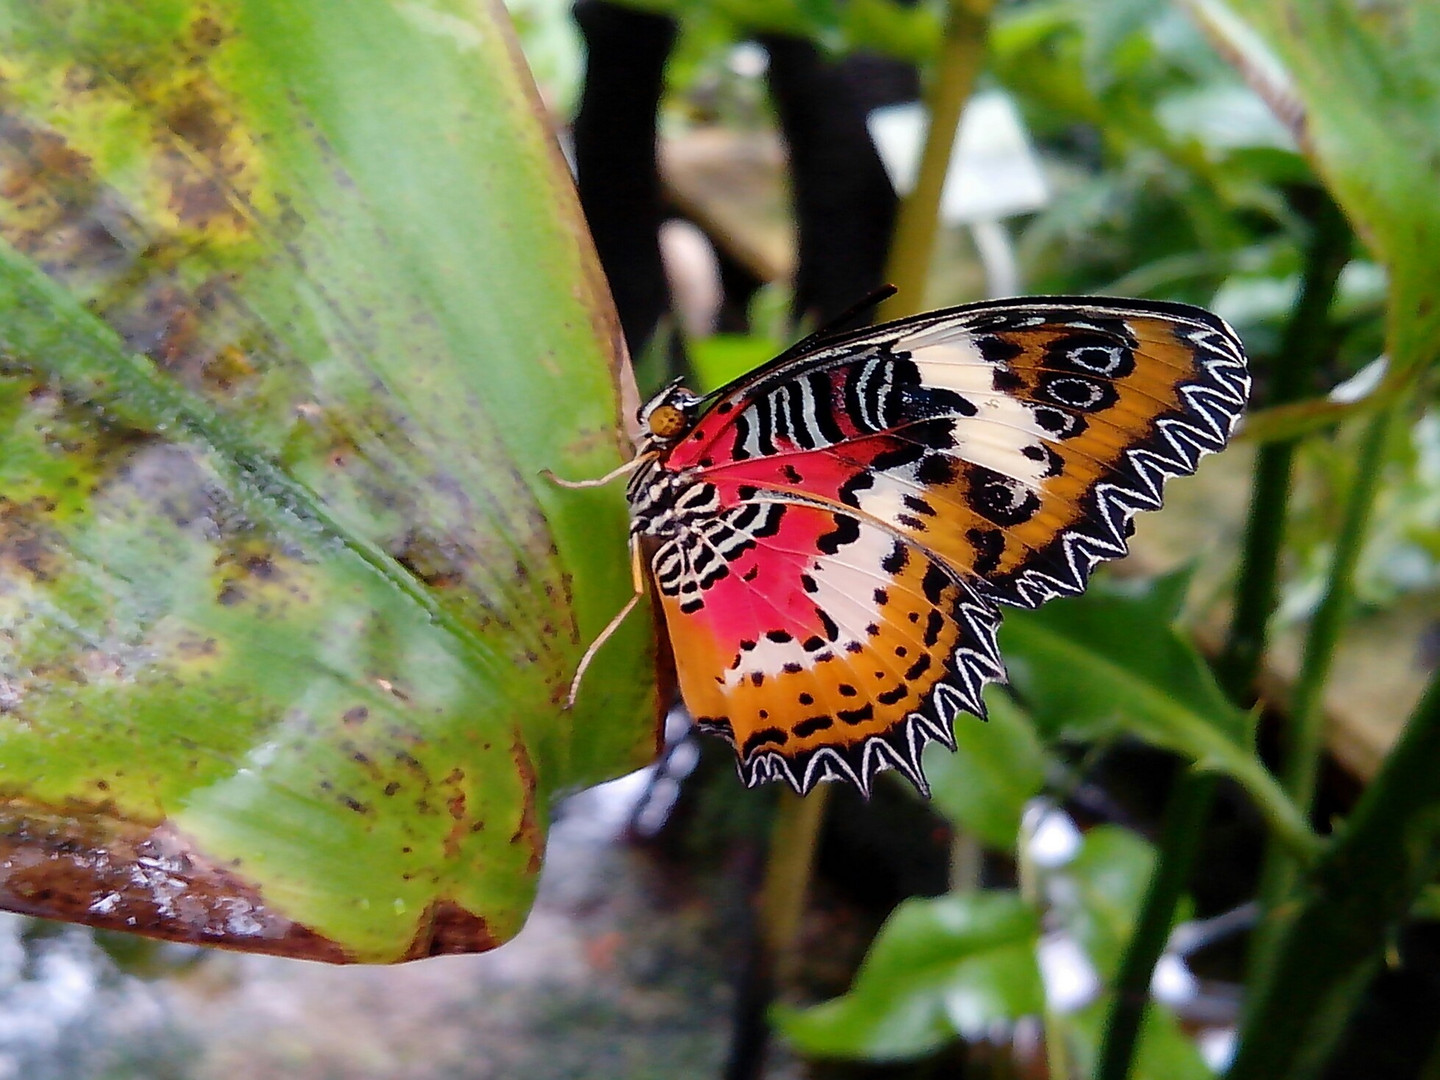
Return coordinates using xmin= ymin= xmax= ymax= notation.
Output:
xmin=572 ymin=1 xmax=677 ymax=364
xmin=725 ymin=786 xmax=830 ymax=1080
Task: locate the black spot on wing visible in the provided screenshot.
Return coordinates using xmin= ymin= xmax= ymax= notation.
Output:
xmin=917 ymin=453 xmax=958 ymax=486
xmin=921 ymin=563 xmax=949 ymax=605
xmin=968 ymin=464 xmax=1042 ymax=527
xmin=1037 ymin=372 xmax=1118 ymax=413
xmin=871 ymin=440 xmax=928 ymax=474
xmin=881 ymin=542 xmax=909 ymax=574
xmin=992 ymin=367 xmax=1025 ymax=394
xmin=1044 ymin=331 xmax=1135 ymax=379
xmin=905 ymin=653 xmax=931 ymax=681
xmin=817 ymin=513 xmax=861 ymax=554
xmin=1021 ymin=442 xmax=1065 ymax=478
xmin=806 ymin=371 xmax=847 ymax=446
xmin=967 ymin=526 xmax=1005 ymax=578
xmin=1034 ymin=405 xmax=1087 ymax=440
xmin=838 ymin=470 xmax=875 ymax=508
xmin=752 ymin=505 xmax=784 ymax=538
xmin=742 ymin=728 xmax=789 ymax=757
xmin=900 ymin=417 xmax=958 ymax=451
xmin=923 ymin=609 xmax=946 ymax=647
xmin=977 ymin=335 xmax=1024 ymax=364
xmin=795 ymin=715 xmax=833 ymax=737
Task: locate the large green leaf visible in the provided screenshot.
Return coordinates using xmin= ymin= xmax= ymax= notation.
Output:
xmin=774 ymin=891 xmax=1044 ymax=1061
xmin=922 ymin=686 xmax=1050 ymax=851
xmin=0 ymin=1 xmax=654 ymax=961
xmin=1213 ymin=0 xmax=1440 ymax=376
xmin=998 ymin=583 xmax=1313 ymax=857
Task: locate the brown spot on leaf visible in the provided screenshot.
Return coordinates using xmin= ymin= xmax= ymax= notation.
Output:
xmin=403 ymin=899 xmax=499 ymax=959
xmin=391 ymin=530 xmax=465 ymax=588
xmin=508 ymin=736 xmax=543 ymax=873
xmin=0 ymin=812 xmax=351 ymax=962
xmin=0 ymin=497 xmax=65 ymax=583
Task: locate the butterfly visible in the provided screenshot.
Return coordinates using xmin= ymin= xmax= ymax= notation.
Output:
xmin=599 ymin=294 xmax=1248 ymax=797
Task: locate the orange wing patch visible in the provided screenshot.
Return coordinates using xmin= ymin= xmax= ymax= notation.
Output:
xmin=653 ymin=499 xmax=1001 ymax=794
xmin=834 ymin=311 xmax=1240 ymax=608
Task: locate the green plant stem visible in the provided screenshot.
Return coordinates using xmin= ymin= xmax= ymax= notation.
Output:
xmin=1227 ymin=666 xmax=1440 ymax=1080
xmin=1094 ymin=770 xmax=1214 ymax=1080
xmin=1096 ymin=196 xmax=1347 ymax=1080
xmin=1248 ymin=401 xmax=1400 ymax=977
xmin=726 ymin=785 xmax=831 ymax=1080
xmin=759 ymin=785 xmax=831 ymax=977
xmin=1218 ymin=194 xmax=1351 ymax=697
xmin=878 ymin=0 xmax=994 ymax=321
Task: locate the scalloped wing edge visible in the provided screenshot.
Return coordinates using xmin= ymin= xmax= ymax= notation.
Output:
xmin=986 ymin=318 xmax=1250 ymax=609
xmin=738 ymin=579 xmax=1005 ymax=798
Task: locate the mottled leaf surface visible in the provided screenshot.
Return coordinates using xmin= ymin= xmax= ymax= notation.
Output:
xmin=0 ymin=1 xmax=653 ymax=962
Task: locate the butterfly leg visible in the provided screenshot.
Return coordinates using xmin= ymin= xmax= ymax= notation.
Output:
xmin=566 ymin=538 xmax=649 ymax=708
xmin=541 ymin=453 xmax=648 ymax=489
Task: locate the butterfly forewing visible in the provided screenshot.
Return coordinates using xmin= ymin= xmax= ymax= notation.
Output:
xmin=629 ymin=296 xmax=1249 ymax=795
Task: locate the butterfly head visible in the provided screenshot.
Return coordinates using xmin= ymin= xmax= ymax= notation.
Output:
xmin=637 ymin=379 xmax=703 ymax=448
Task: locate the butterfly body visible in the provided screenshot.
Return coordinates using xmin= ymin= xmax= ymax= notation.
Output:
xmin=625 ymin=297 xmax=1249 ymax=796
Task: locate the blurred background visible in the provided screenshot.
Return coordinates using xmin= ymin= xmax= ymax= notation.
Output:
xmin=1 ymin=1 xmax=1437 ymax=1078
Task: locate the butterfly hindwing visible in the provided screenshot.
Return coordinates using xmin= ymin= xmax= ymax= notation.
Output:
xmin=629 ymin=296 xmax=1249 ymax=795
xmin=648 ymin=494 xmax=1002 ymax=795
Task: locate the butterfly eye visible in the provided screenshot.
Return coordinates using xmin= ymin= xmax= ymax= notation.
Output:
xmin=647 ymin=404 xmax=689 ymax=440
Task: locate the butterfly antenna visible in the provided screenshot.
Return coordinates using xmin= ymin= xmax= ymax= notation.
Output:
xmin=771 ymin=284 xmax=900 ymax=365
xmin=566 ymin=590 xmax=642 ymax=708
xmin=566 ymin=539 xmax=648 ymax=708
xmin=542 ymin=453 xmax=647 ymax=490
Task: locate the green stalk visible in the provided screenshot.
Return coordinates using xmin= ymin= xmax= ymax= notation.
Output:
xmin=1096 ymin=196 xmax=1348 ymax=1080
xmin=1094 ymin=770 xmax=1215 ymax=1080
xmin=1247 ymin=401 xmax=1400 ymax=977
xmin=758 ymin=786 xmax=831 ymax=981
xmin=1218 ymin=195 xmax=1351 ymax=696
xmin=1227 ymin=666 xmax=1440 ymax=1080
xmin=878 ymin=0 xmax=994 ymax=321
xmin=726 ymin=785 xmax=831 ymax=1080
